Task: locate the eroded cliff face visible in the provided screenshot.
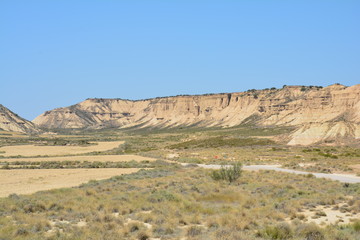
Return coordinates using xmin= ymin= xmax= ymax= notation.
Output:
xmin=0 ymin=105 xmax=39 ymax=133
xmin=33 ymin=84 xmax=360 ymax=145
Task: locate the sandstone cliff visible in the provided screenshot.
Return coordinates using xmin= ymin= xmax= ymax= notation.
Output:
xmin=33 ymin=84 xmax=360 ymax=145
xmin=0 ymin=105 xmax=39 ymax=133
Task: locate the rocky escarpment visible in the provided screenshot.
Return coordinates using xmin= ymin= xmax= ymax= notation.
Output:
xmin=33 ymin=84 xmax=360 ymax=145
xmin=0 ymin=105 xmax=39 ymax=133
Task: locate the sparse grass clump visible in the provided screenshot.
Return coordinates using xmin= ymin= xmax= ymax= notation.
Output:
xmin=259 ymin=222 xmax=293 ymax=239
xmin=296 ymin=223 xmax=325 ymax=240
xmin=187 ymin=225 xmax=203 ymax=237
xmin=353 ymin=220 xmax=360 ymax=232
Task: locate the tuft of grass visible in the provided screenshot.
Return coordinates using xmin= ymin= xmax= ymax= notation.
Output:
xmin=137 ymin=231 xmax=150 ymax=240
xmin=353 ymin=220 xmax=360 ymax=232
xmin=260 ymin=222 xmax=293 ymax=239
xmin=296 ymin=223 xmax=325 ymax=240
xmin=187 ymin=225 xmax=203 ymax=237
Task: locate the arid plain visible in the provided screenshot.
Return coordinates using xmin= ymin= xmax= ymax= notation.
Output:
xmin=1 ymin=85 xmax=360 ymax=239
xmin=1 ymin=123 xmax=360 ymax=239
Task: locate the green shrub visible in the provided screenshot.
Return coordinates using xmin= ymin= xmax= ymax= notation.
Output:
xmin=296 ymin=223 xmax=324 ymax=240
xmin=211 ymin=163 xmax=242 ymax=183
xmin=147 ymin=190 xmax=179 ymax=203
xmin=261 ymin=223 xmax=293 ymax=239
xmin=318 ymin=152 xmax=338 ymax=159
xmin=353 ymin=220 xmax=360 ymax=232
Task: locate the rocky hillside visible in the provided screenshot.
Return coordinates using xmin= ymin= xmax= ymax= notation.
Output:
xmin=33 ymin=84 xmax=360 ymax=145
xmin=0 ymin=105 xmax=39 ymax=133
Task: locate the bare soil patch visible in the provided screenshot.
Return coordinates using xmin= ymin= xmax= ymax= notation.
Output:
xmin=0 ymin=168 xmax=139 ymax=197
xmin=292 ymin=203 xmax=360 ymax=225
xmin=0 ymin=141 xmax=124 ymax=157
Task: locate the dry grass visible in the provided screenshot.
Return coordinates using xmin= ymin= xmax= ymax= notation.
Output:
xmin=0 ymin=141 xmax=124 ymax=157
xmin=0 ymin=168 xmax=140 ymax=197
xmin=1 ymin=167 xmax=359 ymax=239
xmin=1 ymin=127 xmax=360 ymax=239
xmin=1 ymin=166 xmax=360 ymax=239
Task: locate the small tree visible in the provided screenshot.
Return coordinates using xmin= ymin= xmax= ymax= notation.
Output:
xmin=211 ymin=163 xmax=242 ymax=183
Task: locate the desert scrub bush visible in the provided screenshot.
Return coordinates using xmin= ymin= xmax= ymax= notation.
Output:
xmin=152 ymin=223 xmax=176 ymax=237
xmin=211 ymin=163 xmax=242 ymax=183
xmin=318 ymin=151 xmax=338 ymax=159
xmin=137 ymin=230 xmax=151 ymax=240
xmin=296 ymin=223 xmax=325 ymax=240
xmin=258 ymin=222 xmax=293 ymax=239
xmin=353 ymin=220 xmax=360 ymax=232
xmin=187 ymin=225 xmax=203 ymax=237
xmin=147 ymin=190 xmax=179 ymax=203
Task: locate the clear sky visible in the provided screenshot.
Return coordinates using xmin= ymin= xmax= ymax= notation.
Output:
xmin=1 ymin=1 xmax=359 ymax=120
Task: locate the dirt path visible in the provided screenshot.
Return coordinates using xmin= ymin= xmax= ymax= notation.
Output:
xmin=0 ymin=168 xmax=140 ymax=197
xmin=182 ymin=163 xmax=360 ymax=183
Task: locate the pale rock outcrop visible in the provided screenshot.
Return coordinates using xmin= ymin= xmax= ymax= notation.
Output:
xmin=0 ymin=104 xmax=39 ymax=133
xmin=33 ymin=84 xmax=360 ymax=145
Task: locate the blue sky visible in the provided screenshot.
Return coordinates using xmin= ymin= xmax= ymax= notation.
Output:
xmin=1 ymin=1 xmax=359 ymax=120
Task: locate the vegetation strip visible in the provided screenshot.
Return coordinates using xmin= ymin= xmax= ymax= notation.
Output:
xmin=182 ymin=163 xmax=360 ymax=184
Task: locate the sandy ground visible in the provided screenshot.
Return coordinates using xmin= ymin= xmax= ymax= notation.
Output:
xmin=301 ymin=204 xmax=360 ymax=225
xmin=242 ymin=165 xmax=360 ymax=183
xmin=285 ymin=202 xmax=360 ymax=226
xmin=1 ymin=154 xmax=157 ymax=162
xmin=0 ymin=141 xmax=124 ymax=157
xmin=0 ymin=168 xmax=140 ymax=197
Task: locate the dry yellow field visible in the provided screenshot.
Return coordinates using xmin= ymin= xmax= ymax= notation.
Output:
xmin=1 ymin=154 xmax=157 ymax=162
xmin=0 ymin=141 xmax=124 ymax=157
xmin=0 ymin=168 xmax=141 ymax=197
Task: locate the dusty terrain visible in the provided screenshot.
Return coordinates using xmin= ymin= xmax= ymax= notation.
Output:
xmin=0 ymin=140 xmax=124 ymax=157
xmin=0 ymin=139 xmax=148 ymax=197
xmin=299 ymin=203 xmax=360 ymax=225
xmin=0 ymin=168 xmax=141 ymax=197
xmin=0 ymin=126 xmax=359 ymax=239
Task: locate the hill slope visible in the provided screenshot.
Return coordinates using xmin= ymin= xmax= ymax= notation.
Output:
xmin=0 ymin=105 xmax=39 ymax=133
xmin=33 ymin=84 xmax=360 ymax=145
